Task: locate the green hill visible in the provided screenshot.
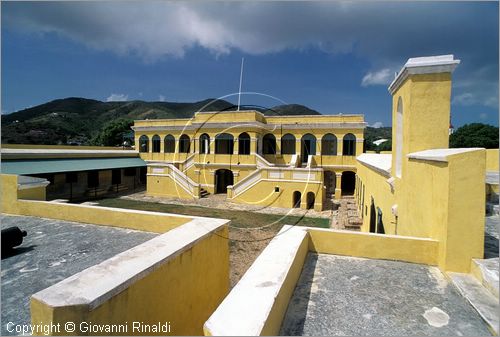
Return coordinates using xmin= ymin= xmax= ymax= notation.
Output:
xmin=1 ymin=97 xmax=321 ymax=145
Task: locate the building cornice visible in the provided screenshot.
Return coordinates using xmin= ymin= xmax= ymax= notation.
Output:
xmin=388 ymin=55 xmax=460 ymax=95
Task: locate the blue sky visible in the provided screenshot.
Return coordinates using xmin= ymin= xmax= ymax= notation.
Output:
xmin=2 ymin=1 xmax=498 ymax=127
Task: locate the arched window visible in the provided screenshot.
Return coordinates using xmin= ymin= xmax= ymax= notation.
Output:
xmin=139 ymin=135 xmax=149 ymax=153
xmin=321 ymin=134 xmax=337 ymax=155
xmin=395 ymin=97 xmax=403 ymax=178
xmin=152 ymin=135 xmax=161 ymax=153
xmin=179 ymin=134 xmax=190 ymax=153
xmin=301 ymin=133 xmax=316 ymax=164
xmin=342 ymin=133 xmax=356 ymax=156
xmin=215 ymin=133 xmax=234 ymax=154
xmin=200 ymin=133 xmax=210 ymax=154
xmin=262 ymin=133 xmax=276 ymax=155
xmin=281 ymin=134 xmax=296 ymax=155
xmin=164 ymin=135 xmax=175 ymax=153
xmin=238 ymin=132 xmax=250 ymax=155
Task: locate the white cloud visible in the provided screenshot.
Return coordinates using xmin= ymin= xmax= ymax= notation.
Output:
xmin=370 ymin=121 xmax=384 ymax=128
xmin=158 ymin=95 xmax=166 ymax=102
xmin=361 ymin=69 xmax=393 ymax=87
xmin=106 ymin=93 xmax=128 ymax=102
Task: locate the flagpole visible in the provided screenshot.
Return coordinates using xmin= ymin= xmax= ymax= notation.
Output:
xmin=237 ymin=57 xmax=244 ymax=111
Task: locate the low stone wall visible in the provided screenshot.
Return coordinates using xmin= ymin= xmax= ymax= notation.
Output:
xmin=205 ymin=225 xmax=440 ymax=336
xmin=31 ymin=218 xmax=230 ymax=336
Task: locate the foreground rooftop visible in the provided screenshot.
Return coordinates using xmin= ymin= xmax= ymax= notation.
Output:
xmin=1 ymin=214 xmax=156 ymax=335
xmin=280 ymin=253 xmax=492 ymax=336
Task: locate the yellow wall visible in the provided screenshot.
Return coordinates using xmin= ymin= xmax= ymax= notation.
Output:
xmin=391 ymin=73 xmax=452 ymax=179
xmin=32 ymin=226 xmax=229 ymax=336
xmin=308 ymin=228 xmax=438 ymax=265
xmin=486 ymin=148 xmax=499 ymax=172
xmin=260 ymin=232 xmax=309 ymax=336
xmin=356 ymin=163 xmax=396 ymax=234
xmin=2 ymin=174 xmax=190 ymax=233
xmin=230 ymin=169 xmax=324 ymax=211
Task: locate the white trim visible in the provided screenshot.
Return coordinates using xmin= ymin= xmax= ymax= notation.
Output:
xmin=32 ymin=217 xmax=228 ymax=309
xmin=388 ymin=55 xmax=460 ymax=94
xmin=407 ymin=148 xmax=483 ymax=162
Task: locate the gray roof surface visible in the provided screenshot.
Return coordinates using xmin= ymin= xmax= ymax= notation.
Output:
xmin=280 ymin=253 xmax=492 ymax=336
xmin=1 ymin=214 xmax=156 ymax=335
xmin=1 ymin=157 xmax=146 ymax=175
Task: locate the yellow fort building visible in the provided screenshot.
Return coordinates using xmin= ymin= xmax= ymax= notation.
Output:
xmin=133 ymin=111 xmax=365 ymax=211
xmin=1 ymin=54 xmax=498 ymax=336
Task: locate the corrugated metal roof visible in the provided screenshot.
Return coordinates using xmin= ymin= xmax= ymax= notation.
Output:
xmin=1 ymin=157 xmax=146 ymax=175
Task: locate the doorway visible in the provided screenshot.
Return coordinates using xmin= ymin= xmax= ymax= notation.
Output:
xmin=215 ymin=169 xmax=234 ymax=194
xmin=293 ymin=191 xmax=302 ymax=208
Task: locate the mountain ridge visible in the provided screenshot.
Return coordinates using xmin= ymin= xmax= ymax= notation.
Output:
xmin=1 ymin=97 xmax=322 ymax=145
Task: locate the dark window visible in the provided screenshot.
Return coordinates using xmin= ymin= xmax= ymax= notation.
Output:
xmin=274 ymin=186 xmax=280 ymax=192
xmin=87 ymin=171 xmax=99 ymax=188
xmin=164 ymin=135 xmax=175 ymax=153
xmin=238 ymin=132 xmax=250 ymax=155
xmin=262 ymin=134 xmax=276 ymax=155
xmin=139 ymin=135 xmax=149 ymax=153
xmin=152 ymin=135 xmax=161 ymax=153
xmin=112 ymin=169 xmax=122 ymax=185
xmin=179 ymin=134 xmax=190 ymax=153
xmin=321 ymin=134 xmax=337 ymax=155
xmin=215 ymin=133 xmax=234 ymax=154
xmin=281 ymin=134 xmax=296 ymax=155
xmin=343 ymin=133 xmax=356 ymax=156
xmin=66 ymin=172 xmax=78 ymax=183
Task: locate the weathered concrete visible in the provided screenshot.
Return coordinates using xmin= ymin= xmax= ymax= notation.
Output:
xmin=473 ymin=258 xmax=499 ymax=298
xmin=280 ymin=253 xmax=492 ymax=336
xmin=448 ymin=272 xmax=499 ymax=335
xmin=1 ymin=214 xmax=157 ymax=336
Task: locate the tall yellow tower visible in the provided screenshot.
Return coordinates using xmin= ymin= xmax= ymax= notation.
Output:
xmin=388 ymin=55 xmax=460 ymax=179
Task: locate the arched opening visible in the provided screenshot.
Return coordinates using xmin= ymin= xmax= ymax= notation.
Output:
xmin=238 ymin=132 xmax=250 ymax=155
xmin=343 ymin=133 xmax=356 ymax=156
xmin=215 ymin=169 xmax=234 ymax=194
xmin=262 ymin=134 xmax=276 ymax=155
xmin=293 ymin=191 xmax=302 ymax=208
xmin=301 ymin=133 xmax=316 ymax=164
xmin=395 ymin=97 xmax=403 ymax=178
xmin=215 ymin=133 xmax=234 ymax=154
xmin=341 ymin=171 xmax=355 ymax=195
xmin=139 ymin=135 xmax=149 ymax=153
xmin=200 ymin=133 xmax=210 ymax=154
xmin=369 ymin=200 xmax=376 ymax=233
xmin=306 ymin=192 xmax=315 ymax=210
xmin=321 ymin=133 xmax=337 ymax=155
xmin=377 ymin=207 xmax=385 ymax=234
xmin=164 ymin=135 xmax=175 ymax=153
xmin=179 ymin=134 xmax=190 ymax=153
xmin=281 ymin=133 xmax=296 ymax=155
xmin=152 ymin=135 xmax=161 ymax=153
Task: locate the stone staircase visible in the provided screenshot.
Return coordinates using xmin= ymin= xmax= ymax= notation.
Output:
xmin=335 ymin=197 xmax=362 ymax=231
xmin=200 ymin=188 xmax=210 ymax=198
xmin=448 ymin=258 xmax=499 ymax=335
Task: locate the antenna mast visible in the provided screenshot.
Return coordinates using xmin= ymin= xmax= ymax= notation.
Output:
xmin=237 ymin=57 xmax=244 ymax=111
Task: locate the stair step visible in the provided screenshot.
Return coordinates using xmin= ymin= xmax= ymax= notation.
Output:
xmin=448 ymin=272 xmax=499 ymax=335
xmin=471 ymin=258 xmax=499 ymax=299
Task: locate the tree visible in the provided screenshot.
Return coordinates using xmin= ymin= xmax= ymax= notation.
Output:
xmin=91 ymin=119 xmax=134 ymax=146
xmin=450 ymin=123 xmax=499 ymax=149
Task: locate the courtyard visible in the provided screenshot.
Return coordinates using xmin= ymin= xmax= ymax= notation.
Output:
xmin=95 ymin=196 xmax=330 ymax=286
